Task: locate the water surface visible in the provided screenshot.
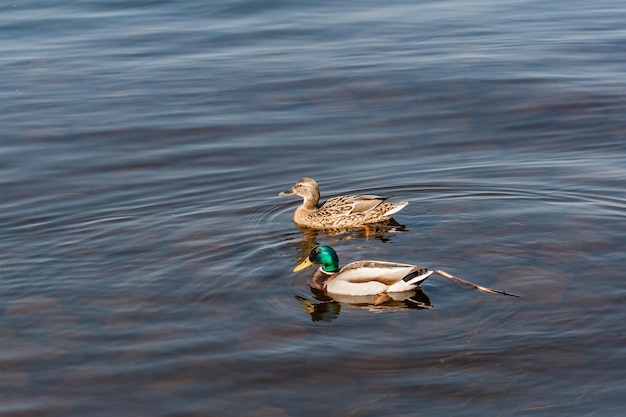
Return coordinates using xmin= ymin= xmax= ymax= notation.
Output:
xmin=1 ymin=0 xmax=625 ymax=416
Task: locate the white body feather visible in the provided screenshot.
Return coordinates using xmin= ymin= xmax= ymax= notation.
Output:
xmin=325 ymin=260 xmax=434 ymax=296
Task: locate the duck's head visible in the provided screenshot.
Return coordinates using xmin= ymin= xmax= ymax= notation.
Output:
xmin=279 ymin=178 xmax=320 ymax=202
xmin=294 ymin=245 xmax=340 ymax=273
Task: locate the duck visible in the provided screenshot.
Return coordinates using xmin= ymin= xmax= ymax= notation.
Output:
xmin=294 ymin=246 xmax=521 ymax=301
xmin=279 ymin=178 xmax=408 ymax=230
xmin=294 ymin=245 xmax=433 ymax=303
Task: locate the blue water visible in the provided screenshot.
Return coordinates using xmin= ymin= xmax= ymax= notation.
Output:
xmin=1 ymin=0 xmax=625 ymax=416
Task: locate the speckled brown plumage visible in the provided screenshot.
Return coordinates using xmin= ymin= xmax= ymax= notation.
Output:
xmin=279 ymin=178 xmax=408 ymax=229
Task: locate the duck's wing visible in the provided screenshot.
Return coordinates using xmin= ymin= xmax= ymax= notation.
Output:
xmin=325 ymin=260 xmax=432 ymax=295
xmin=348 ymin=195 xmax=391 ymax=214
xmin=338 ymin=260 xmax=419 ymax=281
xmin=320 ymin=195 xmax=389 ymax=217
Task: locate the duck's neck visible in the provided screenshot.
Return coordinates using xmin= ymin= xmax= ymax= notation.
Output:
xmin=295 ymin=194 xmax=320 ymax=219
xmin=302 ymin=190 xmax=320 ymax=210
xmin=309 ymin=267 xmax=334 ymax=291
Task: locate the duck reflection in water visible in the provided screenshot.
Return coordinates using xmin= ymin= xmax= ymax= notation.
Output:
xmin=296 ymin=218 xmax=408 ymax=243
xmin=296 ymin=289 xmax=433 ymax=322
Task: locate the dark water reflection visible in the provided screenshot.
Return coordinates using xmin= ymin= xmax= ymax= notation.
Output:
xmin=297 ymin=287 xmax=433 ymax=322
xmin=2 ymin=0 xmax=626 ymax=416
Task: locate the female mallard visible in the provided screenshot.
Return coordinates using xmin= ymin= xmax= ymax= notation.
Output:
xmin=279 ymin=178 xmax=408 ymax=229
xmin=294 ymin=246 xmax=433 ymax=299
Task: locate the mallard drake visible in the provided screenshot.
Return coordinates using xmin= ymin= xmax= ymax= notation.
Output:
xmin=294 ymin=246 xmax=433 ymax=300
xmin=279 ymin=178 xmax=408 ymax=229
xmin=293 ymin=246 xmax=520 ymax=304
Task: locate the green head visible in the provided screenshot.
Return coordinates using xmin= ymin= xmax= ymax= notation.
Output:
xmin=293 ymin=245 xmax=340 ymax=273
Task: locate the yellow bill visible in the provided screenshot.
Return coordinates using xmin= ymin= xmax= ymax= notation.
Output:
xmin=293 ymin=257 xmax=315 ymax=272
